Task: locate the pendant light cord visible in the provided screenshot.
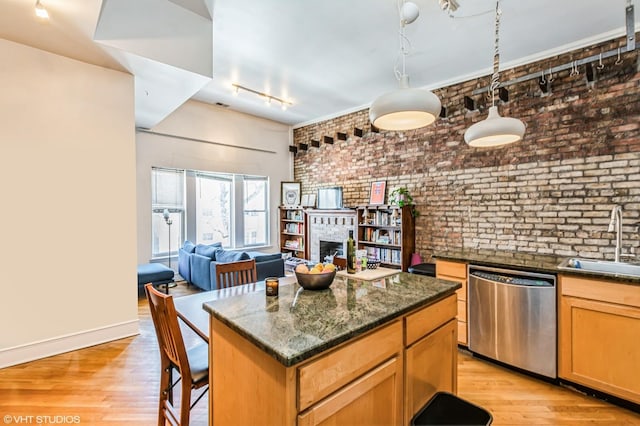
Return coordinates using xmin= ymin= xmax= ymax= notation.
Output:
xmin=395 ymin=0 xmax=412 ymax=81
xmin=490 ymin=0 xmax=502 ymax=107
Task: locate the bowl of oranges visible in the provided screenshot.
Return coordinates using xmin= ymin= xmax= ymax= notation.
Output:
xmin=294 ymin=262 xmax=337 ymax=290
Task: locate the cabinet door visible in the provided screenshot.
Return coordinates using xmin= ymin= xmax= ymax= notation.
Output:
xmin=559 ymin=295 xmax=640 ymax=404
xmin=405 ymin=319 xmax=458 ymax=423
xmin=298 ymin=356 xmax=403 ymax=426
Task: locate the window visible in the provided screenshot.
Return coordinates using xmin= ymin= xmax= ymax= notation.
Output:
xmin=151 ymin=168 xmax=185 ymax=259
xmin=243 ymin=176 xmax=268 ymax=246
xmin=196 ymin=173 xmax=232 ymax=246
xmin=151 ymin=167 xmax=270 ymax=259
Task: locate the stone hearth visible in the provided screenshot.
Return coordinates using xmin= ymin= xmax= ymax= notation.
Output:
xmin=306 ymin=209 xmax=357 ymax=263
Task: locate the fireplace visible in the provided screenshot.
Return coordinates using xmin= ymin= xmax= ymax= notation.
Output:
xmin=320 ymin=240 xmax=345 ymax=263
xmin=306 ymin=209 xmax=357 ymax=263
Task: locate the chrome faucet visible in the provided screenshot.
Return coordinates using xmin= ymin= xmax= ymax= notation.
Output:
xmin=608 ymin=205 xmax=623 ymax=262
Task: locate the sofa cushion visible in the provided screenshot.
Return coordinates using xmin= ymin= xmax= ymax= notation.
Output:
xmin=183 ymin=240 xmax=197 ymax=254
xmin=195 ymin=242 xmax=222 ymax=259
xmin=250 ymin=252 xmax=282 ymax=263
xmin=215 ymin=249 xmax=250 ymax=263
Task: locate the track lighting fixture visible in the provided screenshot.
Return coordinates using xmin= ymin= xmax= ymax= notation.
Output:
xmin=231 ymin=83 xmax=292 ymax=111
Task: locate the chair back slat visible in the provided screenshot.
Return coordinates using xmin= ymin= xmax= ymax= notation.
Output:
xmin=216 ymin=259 xmax=257 ymax=289
xmin=145 ymin=284 xmax=191 ymax=378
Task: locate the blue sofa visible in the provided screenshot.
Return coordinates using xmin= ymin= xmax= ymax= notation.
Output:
xmin=178 ymin=241 xmax=285 ymax=291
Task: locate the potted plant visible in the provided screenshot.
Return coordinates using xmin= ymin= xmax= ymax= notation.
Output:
xmin=388 ymin=187 xmax=419 ymax=217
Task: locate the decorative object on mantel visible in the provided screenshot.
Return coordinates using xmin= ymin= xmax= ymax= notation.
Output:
xmin=369 ymin=181 xmax=387 ymax=205
xmin=281 ymin=181 xmax=301 ymax=207
xmin=369 ymin=1 xmax=441 ymax=131
xmin=464 ymin=0 xmax=525 ymax=147
xmin=389 ymin=186 xmax=419 ymax=217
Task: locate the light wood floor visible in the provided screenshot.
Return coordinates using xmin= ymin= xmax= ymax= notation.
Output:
xmin=0 ymin=282 xmax=638 ymax=425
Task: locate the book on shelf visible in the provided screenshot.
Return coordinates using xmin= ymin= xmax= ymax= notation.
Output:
xmin=284 ymin=239 xmax=300 ymax=249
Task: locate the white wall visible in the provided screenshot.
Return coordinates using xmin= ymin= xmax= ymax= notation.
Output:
xmin=136 ymin=100 xmax=293 ymax=264
xmin=0 ymin=39 xmax=138 ymax=368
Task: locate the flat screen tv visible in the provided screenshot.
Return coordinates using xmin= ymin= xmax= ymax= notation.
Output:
xmin=317 ymin=187 xmax=343 ymax=209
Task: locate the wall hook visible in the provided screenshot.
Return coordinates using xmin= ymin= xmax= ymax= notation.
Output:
xmin=615 ymin=47 xmax=623 ymax=65
xmin=597 ymin=52 xmax=605 ymax=70
xmin=569 ymin=61 xmax=579 ymax=77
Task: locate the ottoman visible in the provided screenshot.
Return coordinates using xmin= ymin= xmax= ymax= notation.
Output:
xmin=137 ymin=263 xmax=175 ymax=294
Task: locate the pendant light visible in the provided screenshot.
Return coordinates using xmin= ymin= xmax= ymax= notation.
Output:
xmin=464 ymin=0 xmax=525 ymax=147
xmin=369 ymin=1 xmax=441 ymax=131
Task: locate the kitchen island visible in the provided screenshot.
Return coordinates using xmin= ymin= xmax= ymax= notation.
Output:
xmin=203 ymin=272 xmax=460 ymax=425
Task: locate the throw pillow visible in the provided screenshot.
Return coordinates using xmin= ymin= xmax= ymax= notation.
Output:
xmin=195 ymin=242 xmax=222 ymax=259
xmin=215 ymin=249 xmax=250 ymax=263
xmin=183 ymin=240 xmax=196 ymax=254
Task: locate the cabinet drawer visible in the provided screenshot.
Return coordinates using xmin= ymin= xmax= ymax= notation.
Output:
xmin=560 ymin=275 xmax=640 ymax=308
xmin=298 ymin=356 xmax=402 ymax=426
xmin=457 ymin=299 xmax=467 ymax=322
xmin=298 ymin=321 xmax=402 ymax=411
xmin=405 ymin=294 xmax=457 ymax=347
xmin=455 ymin=278 xmax=467 ymax=302
xmin=458 ymin=320 xmax=467 ymax=345
xmin=436 ymin=260 xmax=467 ymax=279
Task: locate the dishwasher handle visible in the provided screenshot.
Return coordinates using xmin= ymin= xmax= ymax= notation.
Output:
xmin=470 ymin=270 xmax=555 ymax=287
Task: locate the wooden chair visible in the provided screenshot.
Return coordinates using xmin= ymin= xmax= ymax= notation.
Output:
xmin=215 ymin=259 xmax=257 ymax=289
xmin=145 ymin=283 xmax=209 ymax=426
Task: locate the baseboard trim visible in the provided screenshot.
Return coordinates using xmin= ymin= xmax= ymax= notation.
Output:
xmin=0 ymin=319 xmax=140 ymax=369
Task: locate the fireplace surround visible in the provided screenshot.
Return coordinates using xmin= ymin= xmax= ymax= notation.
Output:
xmin=306 ymin=209 xmax=356 ymax=263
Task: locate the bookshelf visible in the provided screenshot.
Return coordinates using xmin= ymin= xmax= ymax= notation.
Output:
xmin=279 ymin=206 xmax=307 ymax=259
xmin=356 ymin=205 xmax=415 ymax=271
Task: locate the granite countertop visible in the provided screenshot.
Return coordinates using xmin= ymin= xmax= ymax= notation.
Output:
xmin=203 ymin=273 xmax=460 ymax=367
xmin=434 ymin=248 xmax=640 ymax=285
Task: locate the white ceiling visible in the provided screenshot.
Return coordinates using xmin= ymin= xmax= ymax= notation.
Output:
xmin=0 ymin=0 xmax=636 ymax=128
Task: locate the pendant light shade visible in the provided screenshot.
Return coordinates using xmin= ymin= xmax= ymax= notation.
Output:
xmin=464 ymin=106 xmax=525 ymax=147
xmin=369 ymin=1 xmax=440 ymax=131
xmin=464 ymin=0 xmax=525 ymax=147
xmin=370 ymin=76 xmax=442 ymax=131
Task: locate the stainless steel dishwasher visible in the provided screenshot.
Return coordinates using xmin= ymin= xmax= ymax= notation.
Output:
xmin=468 ymin=264 xmax=557 ymax=379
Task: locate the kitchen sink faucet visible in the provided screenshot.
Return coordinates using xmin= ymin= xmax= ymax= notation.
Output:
xmin=608 ymin=205 xmax=623 ymax=262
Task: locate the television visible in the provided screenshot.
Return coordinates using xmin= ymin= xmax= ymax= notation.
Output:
xmin=317 ymin=187 xmax=343 ymax=209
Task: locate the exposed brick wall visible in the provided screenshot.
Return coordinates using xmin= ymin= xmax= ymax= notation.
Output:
xmin=293 ymin=37 xmax=640 ymax=261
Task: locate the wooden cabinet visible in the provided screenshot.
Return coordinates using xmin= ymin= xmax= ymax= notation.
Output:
xmin=405 ymin=295 xmax=458 ymax=423
xmin=559 ymin=275 xmax=640 ymax=405
xmin=298 ymin=322 xmax=402 ymax=411
xmin=435 ymin=259 xmax=468 ymax=345
xmin=279 ymin=206 xmax=307 ymax=259
xmin=356 ymin=205 xmax=415 ymax=271
xmin=210 ymin=293 xmax=458 ymax=425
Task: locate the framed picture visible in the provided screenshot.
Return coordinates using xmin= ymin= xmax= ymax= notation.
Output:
xmin=369 ymin=180 xmax=386 ymax=205
xmin=281 ymin=181 xmax=301 ymax=207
